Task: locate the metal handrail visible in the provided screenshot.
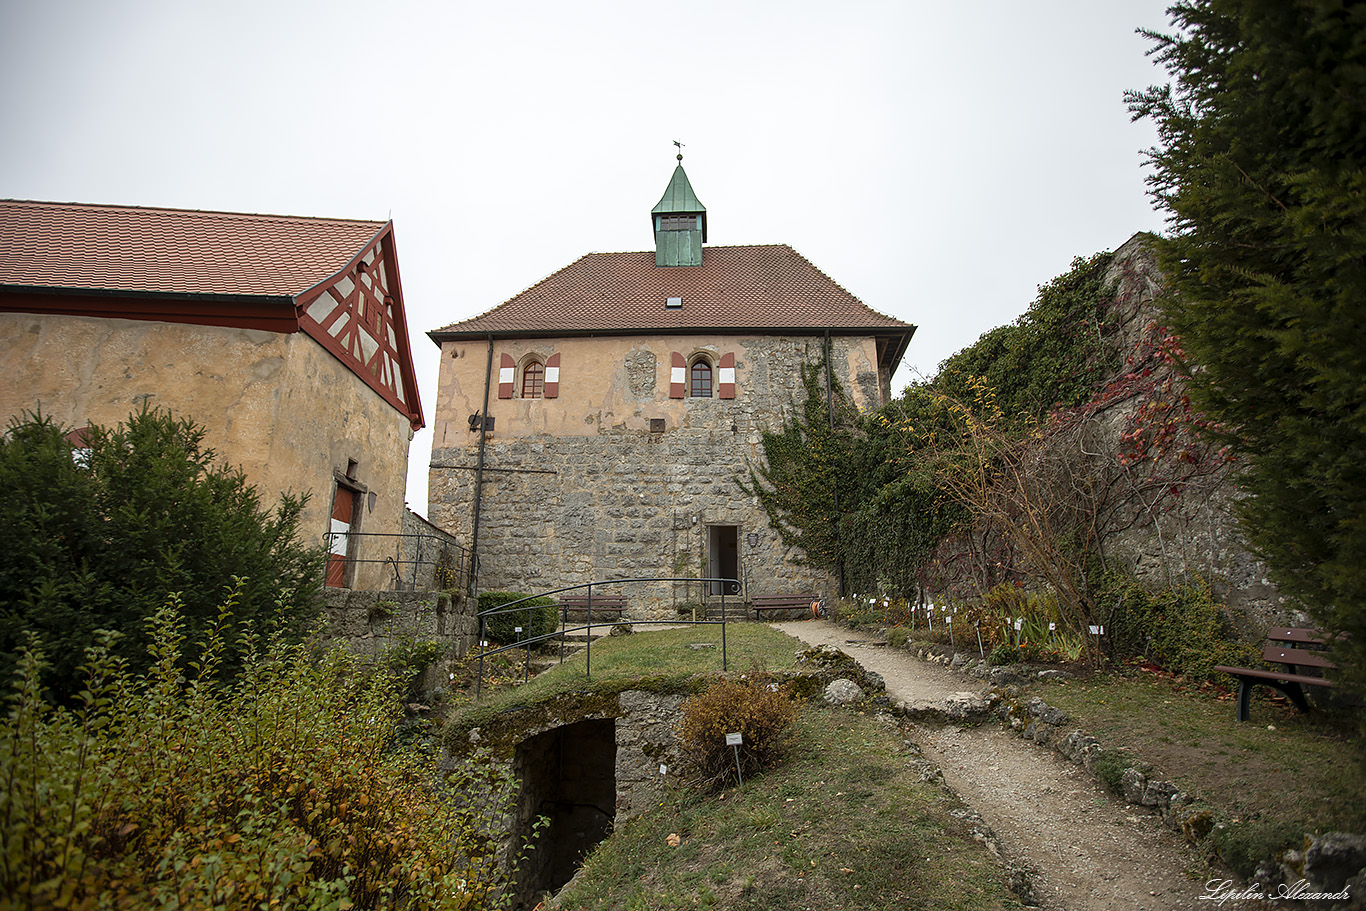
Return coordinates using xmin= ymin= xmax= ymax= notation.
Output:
xmin=323 ymin=530 xmax=469 ymax=591
xmin=474 ymin=577 xmax=739 ymax=697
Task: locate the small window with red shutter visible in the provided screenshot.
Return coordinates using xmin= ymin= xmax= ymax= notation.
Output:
xmin=544 ymin=353 xmax=560 ymax=398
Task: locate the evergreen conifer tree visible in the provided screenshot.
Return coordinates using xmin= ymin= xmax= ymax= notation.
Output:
xmin=0 ymin=409 xmax=323 ymax=698
xmin=1128 ymin=0 xmax=1366 ymax=692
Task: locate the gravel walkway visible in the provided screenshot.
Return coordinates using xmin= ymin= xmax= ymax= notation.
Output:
xmin=771 ymin=620 xmax=1269 ymax=911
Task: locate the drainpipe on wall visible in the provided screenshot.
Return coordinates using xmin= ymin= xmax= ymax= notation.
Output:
xmin=824 ymin=331 xmax=846 ymax=599
xmin=469 ymin=336 xmax=494 ymax=596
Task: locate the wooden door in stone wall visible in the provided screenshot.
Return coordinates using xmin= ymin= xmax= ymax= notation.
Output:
xmin=325 ymin=486 xmax=355 ymax=588
xmin=707 ymin=525 xmax=740 ymax=596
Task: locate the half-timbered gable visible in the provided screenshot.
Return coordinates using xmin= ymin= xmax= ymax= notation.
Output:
xmin=298 ymin=230 xmax=421 ymax=423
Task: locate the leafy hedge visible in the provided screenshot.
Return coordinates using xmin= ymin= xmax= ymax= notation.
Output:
xmin=1097 ymin=572 xmax=1260 ymax=682
xmin=477 ymin=591 xmax=557 ymax=644
xmin=0 ymin=593 xmax=516 ymax=909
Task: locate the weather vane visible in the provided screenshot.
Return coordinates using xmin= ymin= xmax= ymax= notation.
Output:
xmin=673 ymin=139 xmax=685 ymax=161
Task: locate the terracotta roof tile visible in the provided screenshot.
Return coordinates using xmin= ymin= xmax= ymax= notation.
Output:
xmin=0 ymin=199 xmax=387 ymax=298
xmin=431 ymin=244 xmax=911 ymax=338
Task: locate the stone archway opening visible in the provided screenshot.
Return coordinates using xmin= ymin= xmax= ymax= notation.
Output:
xmin=511 ymin=719 xmax=617 ymax=907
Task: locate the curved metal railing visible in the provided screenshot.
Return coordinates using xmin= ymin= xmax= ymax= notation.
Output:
xmin=473 ymin=577 xmax=740 ymax=697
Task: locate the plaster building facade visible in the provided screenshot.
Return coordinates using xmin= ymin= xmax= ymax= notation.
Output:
xmin=0 ymin=200 xmax=425 ymax=591
xmin=427 ymin=163 xmax=915 ymax=616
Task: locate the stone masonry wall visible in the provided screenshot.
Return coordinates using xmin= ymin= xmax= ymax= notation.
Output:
xmin=323 ymin=588 xmax=477 ymax=690
xmin=396 ymin=508 xmax=469 ymax=592
xmin=450 ymin=688 xmax=688 ymax=823
xmin=429 ymin=334 xmax=871 ymax=616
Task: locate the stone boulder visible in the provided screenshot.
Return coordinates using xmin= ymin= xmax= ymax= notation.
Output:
xmin=823 ymin=678 xmax=865 ymax=705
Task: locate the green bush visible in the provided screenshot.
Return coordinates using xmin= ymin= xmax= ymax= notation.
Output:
xmin=982 ymin=582 xmax=1031 ymax=619
xmin=988 ymin=643 xmax=1023 ymax=666
xmin=0 ymin=592 xmax=516 ymax=910
xmin=380 ymin=633 xmax=449 ymax=703
xmin=988 ymin=641 xmax=1065 ymax=667
xmin=675 ymin=601 xmax=705 ymax=619
xmin=0 ymin=409 xmax=322 ymax=699
xmin=676 ymin=675 xmax=800 ymax=790
xmin=477 ymin=591 xmax=557 ymax=644
xmin=1207 ymin=819 xmax=1307 ymax=880
xmin=1098 ymin=572 xmax=1260 ymax=682
xmin=835 ymin=594 xmax=911 ymax=629
xmin=1089 ymin=750 xmax=1137 ymax=798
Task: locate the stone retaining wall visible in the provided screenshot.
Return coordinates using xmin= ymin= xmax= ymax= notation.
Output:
xmin=450 ymin=687 xmax=690 ymax=824
xmin=322 ymin=588 xmax=477 ymax=690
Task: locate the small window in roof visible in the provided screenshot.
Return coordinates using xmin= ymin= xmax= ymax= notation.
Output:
xmin=666 ymin=296 xmax=682 ymax=308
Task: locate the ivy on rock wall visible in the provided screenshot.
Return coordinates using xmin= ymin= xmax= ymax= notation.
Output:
xmin=740 ymin=359 xmax=866 ymax=581
xmin=932 ymin=251 xmax=1121 ymax=425
xmin=744 ymin=252 xmax=1127 ymax=603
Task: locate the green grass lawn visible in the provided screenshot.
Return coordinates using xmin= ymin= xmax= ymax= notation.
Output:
xmin=1035 ymin=668 xmax=1366 ymax=836
xmin=448 ymin=623 xmax=807 ymax=734
xmin=553 ymin=707 xmax=1024 ymax=911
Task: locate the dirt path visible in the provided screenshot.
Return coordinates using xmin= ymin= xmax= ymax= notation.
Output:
xmin=771 ymin=620 xmax=1266 ymax=911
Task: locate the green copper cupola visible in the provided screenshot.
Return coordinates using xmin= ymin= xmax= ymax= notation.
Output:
xmin=651 ymin=158 xmax=707 ymax=267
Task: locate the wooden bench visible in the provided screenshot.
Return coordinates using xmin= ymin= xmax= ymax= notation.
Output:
xmin=1214 ymin=627 xmax=1337 ymax=722
xmin=556 ymin=595 xmax=627 ymax=622
xmin=751 ymin=594 xmax=820 ymax=621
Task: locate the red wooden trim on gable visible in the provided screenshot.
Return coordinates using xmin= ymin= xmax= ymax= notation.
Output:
xmin=670 ymin=351 xmax=686 ymax=399
xmin=369 ymin=227 xmax=425 ymax=429
xmin=544 ymin=352 xmax=560 ymax=399
xmin=718 ymin=351 xmax=736 ymax=399
xmin=0 ymin=289 xmax=300 ymax=333
xmin=498 ymin=353 xmax=515 ymax=399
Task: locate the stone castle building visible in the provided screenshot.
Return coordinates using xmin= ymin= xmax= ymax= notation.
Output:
xmin=0 ymin=200 xmax=425 ymax=591
xmin=427 ymin=161 xmax=915 ymax=615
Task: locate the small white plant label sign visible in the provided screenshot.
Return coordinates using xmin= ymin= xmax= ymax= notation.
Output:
xmin=1014 ymin=618 xmax=1023 ymax=631
xmin=1049 ymin=622 xmax=1056 ymax=631
xmin=514 ymin=626 xmax=523 ymax=633
xmin=725 ymin=732 xmax=742 ymax=746
xmin=1089 ymin=625 xmax=1105 ymax=636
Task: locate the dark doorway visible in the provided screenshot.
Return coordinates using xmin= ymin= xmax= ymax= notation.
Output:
xmin=512 ymin=719 xmax=617 ymax=908
xmin=707 ymin=524 xmax=740 ymax=595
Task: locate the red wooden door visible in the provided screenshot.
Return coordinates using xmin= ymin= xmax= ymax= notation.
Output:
xmin=325 ymin=486 xmax=355 ymax=588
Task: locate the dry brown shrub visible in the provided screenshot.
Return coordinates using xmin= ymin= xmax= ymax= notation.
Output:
xmin=675 ymin=675 xmax=800 ymax=790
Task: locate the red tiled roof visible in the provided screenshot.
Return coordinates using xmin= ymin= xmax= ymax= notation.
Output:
xmin=0 ymin=199 xmax=387 ymax=298
xmin=430 ymin=245 xmax=913 ymax=338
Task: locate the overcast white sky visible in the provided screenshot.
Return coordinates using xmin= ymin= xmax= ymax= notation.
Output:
xmin=1 ymin=0 xmax=1175 ymax=518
